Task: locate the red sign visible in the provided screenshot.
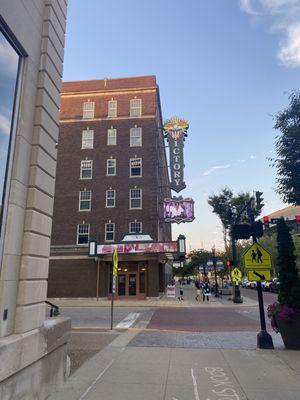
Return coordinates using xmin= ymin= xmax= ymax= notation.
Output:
xmin=96 ymin=242 xmax=178 ymax=255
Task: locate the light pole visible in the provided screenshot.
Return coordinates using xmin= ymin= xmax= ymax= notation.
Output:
xmin=212 ymin=246 xmax=219 ymax=297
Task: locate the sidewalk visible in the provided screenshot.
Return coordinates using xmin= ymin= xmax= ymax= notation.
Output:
xmin=49 ymin=329 xmax=300 ymax=400
xmin=48 ymin=285 xmax=258 ymax=308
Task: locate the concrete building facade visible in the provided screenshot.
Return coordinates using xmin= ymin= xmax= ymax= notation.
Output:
xmin=0 ymin=1 xmax=70 ymax=399
xmin=48 ymin=76 xmax=174 ymax=299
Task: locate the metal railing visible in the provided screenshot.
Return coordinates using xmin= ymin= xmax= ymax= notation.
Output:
xmin=45 ymin=300 xmax=60 ymax=317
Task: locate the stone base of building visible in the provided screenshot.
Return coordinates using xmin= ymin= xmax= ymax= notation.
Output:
xmin=0 ymin=317 xmax=71 ymax=400
xmin=48 ymin=252 xmax=173 ymax=299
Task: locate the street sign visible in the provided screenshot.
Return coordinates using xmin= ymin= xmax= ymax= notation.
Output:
xmin=231 ymin=267 xmax=242 ymax=282
xmin=247 ymin=269 xmax=271 ymax=282
xmin=243 ymin=243 xmax=272 ymax=269
xmin=113 ymin=248 xmax=118 ymax=276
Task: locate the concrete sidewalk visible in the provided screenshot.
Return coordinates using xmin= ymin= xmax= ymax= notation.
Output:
xmin=49 ymin=330 xmax=300 ymax=400
xmin=48 ymin=285 xmax=258 ymax=309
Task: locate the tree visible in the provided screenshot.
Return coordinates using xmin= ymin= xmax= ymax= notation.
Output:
xmin=208 ymin=187 xmax=263 ymax=249
xmin=276 ymin=218 xmax=300 ymax=309
xmin=273 ymin=91 xmax=300 ymax=205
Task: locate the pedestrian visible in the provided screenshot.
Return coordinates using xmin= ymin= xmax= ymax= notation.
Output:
xmin=195 ymin=281 xmax=201 ymax=301
xmin=202 ymin=282 xmax=211 ymax=302
xmin=178 ymin=282 xmax=184 ymax=302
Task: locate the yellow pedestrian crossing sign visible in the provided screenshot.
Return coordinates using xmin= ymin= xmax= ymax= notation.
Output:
xmin=231 ymin=267 xmax=242 ymax=282
xmin=243 ymin=243 xmax=272 ymax=269
xmin=113 ymin=248 xmax=118 ymax=276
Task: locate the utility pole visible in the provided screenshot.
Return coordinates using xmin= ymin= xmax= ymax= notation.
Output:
xmin=231 ymin=226 xmax=243 ymax=303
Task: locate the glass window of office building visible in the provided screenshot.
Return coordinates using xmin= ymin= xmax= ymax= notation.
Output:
xmin=0 ymin=28 xmax=21 ymax=237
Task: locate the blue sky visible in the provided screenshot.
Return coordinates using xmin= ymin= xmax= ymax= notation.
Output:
xmin=62 ymin=0 xmax=300 ymax=250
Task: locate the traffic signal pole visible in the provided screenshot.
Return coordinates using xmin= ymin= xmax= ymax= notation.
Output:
xmin=231 ymin=226 xmax=243 ymax=303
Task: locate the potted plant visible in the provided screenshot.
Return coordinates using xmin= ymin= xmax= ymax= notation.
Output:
xmin=267 ymin=218 xmax=300 ymax=349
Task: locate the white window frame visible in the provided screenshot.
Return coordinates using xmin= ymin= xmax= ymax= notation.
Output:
xmin=130 ymin=158 xmax=142 ymax=177
xmin=106 ymin=159 xmax=116 ymax=176
xmin=108 ymin=100 xmax=117 ymax=118
xmin=130 ymin=99 xmax=142 ymax=117
xmin=106 ymin=189 xmax=116 ymax=208
xmin=79 ymin=190 xmax=91 ymax=211
xmin=130 ymin=188 xmax=142 ymax=209
xmin=130 ymin=127 xmax=142 ymax=147
xmin=82 ymin=129 xmax=94 ymax=149
xmin=105 ymin=222 xmax=115 ymax=242
xmin=83 ymin=101 xmax=95 ymax=119
xmin=80 ymin=160 xmax=93 ymax=179
xmin=129 ymin=221 xmax=142 ymax=234
xmin=77 ymin=223 xmax=90 ymax=245
xmin=107 ymin=128 xmax=117 ymax=146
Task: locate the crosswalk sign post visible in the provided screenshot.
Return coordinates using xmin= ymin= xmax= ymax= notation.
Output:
xmin=243 ymin=241 xmax=273 ymax=349
xmin=111 ymin=248 xmax=118 ymax=330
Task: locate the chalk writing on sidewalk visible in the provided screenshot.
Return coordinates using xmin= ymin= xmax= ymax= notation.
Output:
xmin=205 ymin=367 xmax=241 ymax=400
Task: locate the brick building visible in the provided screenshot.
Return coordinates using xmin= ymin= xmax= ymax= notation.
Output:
xmin=48 ymin=76 xmax=175 ymax=299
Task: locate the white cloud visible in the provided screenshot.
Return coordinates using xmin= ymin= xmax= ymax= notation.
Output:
xmin=239 ymin=0 xmax=300 ymax=68
xmin=203 ymin=164 xmax=231 ymax=176
xmin=0 ymin=114 xmax=11 ymax=135
xmin=278 ymin=23 xmax=300 ymax=67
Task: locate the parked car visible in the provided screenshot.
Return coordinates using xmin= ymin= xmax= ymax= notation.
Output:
xmin=242 ymin=278 xmax=250 ymax=288
xmin=250 ymin=281 xmax=257 ymax=289
xmin=262 ymin=281 xmax=272 ymax=291
xmin=270 ymin=278 xmax=280 ymax=293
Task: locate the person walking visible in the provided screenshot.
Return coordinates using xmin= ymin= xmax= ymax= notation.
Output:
xmin=178 ymin=282 xmax=184 ymax=302
xmin=195 ymin=281 xmax=201 ymax=301
xmin=202 ymin=282 xmax=211 ymax=302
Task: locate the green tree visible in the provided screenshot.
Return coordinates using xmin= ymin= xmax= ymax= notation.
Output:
xmin=208 ymin=187 xmax=263 ymax=249
xmin=272 ymin=92 xmax=300 ymax=205
xmin=276 ymin=218 xmax=300 ymax=308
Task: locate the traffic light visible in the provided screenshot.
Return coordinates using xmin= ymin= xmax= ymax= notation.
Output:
xmin=263 ymin=216 xmax=270 ymax=231
xmin=255 ymin=191 xmax=264 ymax=211
xmin=226 ymin=260 xmax=233 ymax=269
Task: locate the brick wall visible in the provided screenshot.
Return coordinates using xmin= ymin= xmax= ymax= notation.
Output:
xmin=51 ymin=77 xmax=172 ymax=247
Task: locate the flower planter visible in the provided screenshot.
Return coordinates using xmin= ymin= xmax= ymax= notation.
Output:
xmin=276 ymin=312 xmax=300 ymax=350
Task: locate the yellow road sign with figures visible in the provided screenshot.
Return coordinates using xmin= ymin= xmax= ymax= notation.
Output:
xmin=113 ymin=248 xmax=118 ymax=276
xmin=243 ymin=243 xmax=272 ymax=269
xmin=231 ymin=267 xmax=242 ymax=282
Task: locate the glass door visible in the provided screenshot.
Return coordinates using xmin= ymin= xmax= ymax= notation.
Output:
xmin=118 ymin=274 xmax=126 ymax=296
xmin=128 ymin=274 xmax=137 ymax=296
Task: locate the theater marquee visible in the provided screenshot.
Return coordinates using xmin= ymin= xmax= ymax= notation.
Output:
xmin=163 ymin=117 xmax=189 ymax=193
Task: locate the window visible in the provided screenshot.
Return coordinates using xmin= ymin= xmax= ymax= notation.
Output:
xmin=130 ymin=127 xmax=142 ymax=147
xmin=79 ymin=190 xmax=91 ymax=211
xmin=82 ymin=129 xmax=94 ymax=149
xmin=130 ymin=99 xmax=142 ymax=117
xmin=83 ymin=101 xmax=95 ymax=119
xmin=77 ymin=224 xmax=90 ymax=244
xmin=105 ymin=222 xmax=115 ymax=241
xmin=130 ymin=158 xmax=142 ymax=177
xmin=106 ymin=159 xmax=116 ymax=176
xmin=108 ymin=100 xmax=117 ymax=117
xmin=107 ymin=128 xmax=117 ymax=145
xmin=106 ymin=189 xmax=115 ymax=207
xmin=80 ymin=160 xmax=92 ymax=179
xmin=130 ymin=188 xmax=142 ymax=209
xmin=129 ymin=221 xmax=142 ymax=234
xmin=0 ymin=28 xmax=22 ymax=240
